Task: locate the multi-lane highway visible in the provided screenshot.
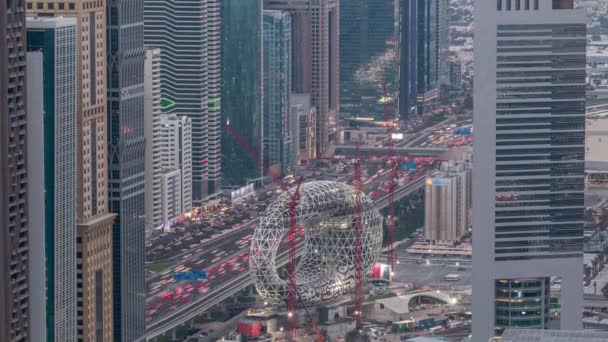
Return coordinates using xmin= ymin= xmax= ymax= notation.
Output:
xmin=144 ymin=120 xmax=473 ymax=338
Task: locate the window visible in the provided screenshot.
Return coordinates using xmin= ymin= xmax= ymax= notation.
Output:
xmin=553 ymin=0 xmax=574 ymax=9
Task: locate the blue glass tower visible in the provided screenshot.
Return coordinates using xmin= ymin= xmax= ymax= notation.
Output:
xmin=106 ymin=0 xmax=146 ymax=340
xmin=221 ymin=0 xmax=263 ymax=184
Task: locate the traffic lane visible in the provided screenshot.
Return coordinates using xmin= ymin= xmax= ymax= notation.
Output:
xmin=146 ymin=177 xmax=428 ymax=319
xmin=146 ymin=227 xmax=252 ymax=283
xmin=147 ymin=230 xmax=305 ymax=321
xmin=391 ymin=261 xmax=472 ymax=288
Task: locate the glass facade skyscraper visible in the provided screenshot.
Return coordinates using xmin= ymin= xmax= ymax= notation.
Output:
xmin=27 ymin=17 xmax=78 ymax=342
xmin=473 ymin=1 xmax=586 ymax=339
xmin=221 ymin=0 xmax=263 ymax=184
xmin=144 ymin=0 xmax=222 ymax=201
xmin=399 ymin=0 xmax=448 ymax=118
xmin=106 ymin=0 xmax=146 ymax=340
xmin=263 ymin=10 xmax=292 ymax=174
xmin=339 ymin=0 xmax=398 ymax=119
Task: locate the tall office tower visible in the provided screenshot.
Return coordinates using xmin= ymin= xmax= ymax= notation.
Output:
xmin=424 ymin=161 xmax=470 ymax=242
xmin=26 ymin=51 xmax=46 ymax=342
xmin=398 ymin=0 xmax=418 ymax=119
xmin=106 ymin=0 xmax=146 ymax=339
xmin=26 ymin=16 xmax=78 ymax=342
xmin=398 ymin=0 xmax=448 ymax=117
xmin=0 ymin=1 xmax=30 ymax=341
xmin=144 ymin=0 xmax=222 ymax=201
xmin=158 ymin=114 xmax=193 ymax=224
xmin=339 ymin=0 xmax=397 ymax=119
xmin=433 ymin=0 xmax=449 ymax=86
xmin=264 ymin=0 xmax=339 ymax=158
xmin=145 ymin=48 xmax=163 ymax=235
xmin=263 ymin=10 xmax=292 ymax=175
xmin=221 ymin=0 xmax=262 ymax=184
xmin=26 ymin=2 xmax=116 ymax=340
xmin=473 ymin=0 xmax=586 ymax=339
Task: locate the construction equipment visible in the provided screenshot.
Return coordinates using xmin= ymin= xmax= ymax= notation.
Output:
xmin=382 ymin=83 xmax=397 ymax=271
xmin=287 ymin=176 xmax=303 ymax=341
xmin=354 ymin=144 xmax=364 ymax=327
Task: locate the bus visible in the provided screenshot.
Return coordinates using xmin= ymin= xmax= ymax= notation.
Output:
xmin=444 ymin=274 xmax=461 ymax=282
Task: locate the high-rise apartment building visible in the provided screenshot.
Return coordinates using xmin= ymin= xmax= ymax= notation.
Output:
xmin=26 ymin=2 xmax=116 ymax=340
xmin=339 ymin=0 xmax=397 ymax=119
xmin=263 ymin=10 xmax=292 ymax=175
xmin=264 ymin=0 xmax=339 ymax=158
xmin=0 ymin=0 xmax=30 ymax=340
xmin=145 ymin=48 xmax=163 ymax=235
xmin=26 ymin=16 xmax=78 ymax=342
xmin=221 ymin=0 xmax=263 ymax=183
xmin=424 ymin=161 xmax=470 ymax=242
xmin=144 ymin=0 xmax=222 ymax=201
xmin=106 ymin=0 xmax=146 ymax=339
xmin=473 ymin=0 xmax=586 ymax=339
xmin=158 ymin=114 xmax=193 ymax=224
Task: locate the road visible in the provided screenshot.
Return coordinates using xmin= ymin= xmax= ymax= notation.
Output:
xmin=144 ymin=119 xmax=474 ymax=337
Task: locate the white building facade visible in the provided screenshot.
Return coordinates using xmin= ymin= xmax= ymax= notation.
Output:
xmin=145 ymin=48 xmax=163 ymax=235
xmin=158 ymin=114 xmax=193 ymax=225
xmin=473 ymin=1 xmax=585 ymax=340
xmin=424 ymin=162 xmax=470 ymax=242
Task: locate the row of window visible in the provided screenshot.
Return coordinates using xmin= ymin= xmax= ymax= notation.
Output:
xmin=27 ymin=1 xmax=75 ymax=11
xmin=497 ymin=0 xmax=539 ymax=11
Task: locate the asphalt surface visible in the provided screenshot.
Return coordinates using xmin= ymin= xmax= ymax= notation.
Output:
xmin=145 ymin=119 xmax=474 ymax=325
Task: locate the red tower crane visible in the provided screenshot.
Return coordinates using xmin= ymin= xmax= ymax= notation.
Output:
xmin=288 ymin=176 xmax=303 ymax=341
xmin=353 ymin=144 xmax=364 ymax=327
xmin=383 ymin=84 xmax=397 ymax=271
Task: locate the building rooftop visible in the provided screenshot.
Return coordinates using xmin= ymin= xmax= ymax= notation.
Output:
xmin=499 ymin=329 xmax=608 ymax=342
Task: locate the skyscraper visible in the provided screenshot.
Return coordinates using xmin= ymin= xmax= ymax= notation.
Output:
xmin=144 ymin=48 xmax=163 ymax=235
xmin=26 ymin=1 xmax=116 ymax=339
xmin=26 ymin=51 xmax=46 ymax=342
xmin=339 ymin=0 xmax=397 ymax=119
xmin=398 ymin=0 xmax=419 ymax=119
xmin=106 ymin=0 xmax=146 ymax=339
xmin=0 ymin=1 xmax=30 ymax=340
xmin=399 ymin=0 xmax=448 ymax=117
xmin=26 ymin=16 xmax=78 ymax=342
xmin=144 ymin=0 xmax=222 ymax=201
xmin=158 ymin=114 xmax=193 ymax=223
xmin=264 ymin=0 xmax=339 ymax=158
xmin=473 ymin=0 xmax=586 ymax=339
xmin=221 ymin=0 xmax=263 ymax=184
xmin=263 ymin=10 xmax=292 ymax=174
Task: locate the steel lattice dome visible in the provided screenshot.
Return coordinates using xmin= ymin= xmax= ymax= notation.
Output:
xmin=249 ymin=181 xmax=383 ymax=306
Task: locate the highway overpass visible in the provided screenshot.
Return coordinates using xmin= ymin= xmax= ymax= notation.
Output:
xmin=146 ymin=176 xmax=428 ymax=339
xmin=335 ymin=145 xmax=448 ymax=158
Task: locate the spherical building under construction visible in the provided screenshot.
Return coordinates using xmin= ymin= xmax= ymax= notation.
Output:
xmin=249 ymin=181 xmax=383 ymax=306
